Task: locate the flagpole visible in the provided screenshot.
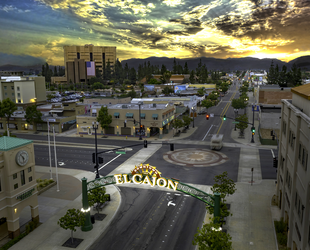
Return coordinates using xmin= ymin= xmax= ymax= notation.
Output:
xmin=48 ymin=120 xmax=52 ymax=179
xmin=53 ymin=125 xmax=60 ymax=192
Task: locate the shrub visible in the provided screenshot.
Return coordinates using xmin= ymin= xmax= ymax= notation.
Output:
xmin=36 ymin=179 xmax=42 ymax=183
xmin=275 ymin=218 xmax=287 ymax=233
xmin=277 ymin=232 xmax=287 ymax=246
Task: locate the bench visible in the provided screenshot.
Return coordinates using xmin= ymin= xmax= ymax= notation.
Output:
xmin=93 ymin=202 xmax=109 ymax=211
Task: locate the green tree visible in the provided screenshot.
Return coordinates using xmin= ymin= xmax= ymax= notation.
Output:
xmin=220 ymin=82 xmax=229 ymax=93
xmin=236 ymin=114 xmax=248 ymax=136
xmin=162 ymin=86 xmax=173 ymax=96
xmin=201 ymin=99 xmax=214 ymax=112
xmin=25 ymin=105 xmax=43 ymax=126
xmin=148 ymin=78 xmax=159 ymax=85
xmin=0 ymin=98 xmax=17 ymax=130
xmin=183 ymin=62 xmax=189 ymax=74
xmin=171 ymin=118 xmax=184 ymax=134
xmin=96 ymin=106 xmax=112 ymax=134
xmin=93 ymin=82 xmax=104 ymax=90
xmin=88 ymin=186 xmax=109 ymax=215
xmin=182 ymin=115 xmax=193 ymax=128
xmin=58 ymin=208 xmax=85 ymax=244
xmin=193 ymin=220 xmax=232 ymax=250
xmin=279 ymin=65 xmax=288 ymax=87
xmin=127 ymin=89 xmax=137 ymax=98
xmin=231 ymin=98 xmax=247 ymax=110
xmin=197 ymin=88 xmax=205 ymax=96
xmin=189 ymin=70 xmax=196 ymax=83
xmin=211 ymin=171 xmax=236 ymax=203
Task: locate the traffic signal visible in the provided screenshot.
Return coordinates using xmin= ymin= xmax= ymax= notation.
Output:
xmin=223 ymin=115 xmax=226 ymax=121
xmin=206 ymin=114 xmax=209 ymax=120
xmin=273 ymin=157 xmax=278 ymax=168
xmin=92 ymin=153 xmax=96 ymax=163
xmin=251 ymin=126 xmax=255 ymax=133
xmin=144 ymin=140 xmax=148 ymax=148
xmin=98 ymin=157 xmax=103 ymax=164
xmin=140 ymin=125 xmax=143 ymax=129
xmin=133 ymin=119 xmax=136 ymax=124
xmin=272 ymin=135 xmax=275 ymax=140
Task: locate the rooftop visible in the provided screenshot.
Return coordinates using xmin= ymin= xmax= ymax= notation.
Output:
xmin=0 ymin=136 xmax=32 ymax=151
xmin=291 ymin=83 xmax=310 ymax=100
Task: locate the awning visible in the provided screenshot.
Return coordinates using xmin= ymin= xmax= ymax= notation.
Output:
xmin=126 ymin=113 xmax=134 ymax=118
xmin=50 ymin=110 xmax=63 ymax=113
xmin=152 ymin=114 xmax=158 ymax=118
xmin=140 ymin=113 xmax=145 ymax=118
xmin=114 ymin=112 xmax=120 ymax=116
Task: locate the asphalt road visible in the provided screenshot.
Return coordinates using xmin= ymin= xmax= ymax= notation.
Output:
xmin=189 ymin=85 xmax=242 ymax=143
xmin=146 ymin=143 xmax=240 ymax=186
xmin=34 ymin=144 xmax=138 ymax=175
xmin=90 ymin=187 xmax=206 ymax=250
xmin=259 ymin=148 xmax=277 ymax=179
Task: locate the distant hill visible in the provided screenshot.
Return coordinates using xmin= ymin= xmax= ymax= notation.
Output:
xmin=121 ymin=56 xmax=288 ymax=71
xmin=2 ymin=55 xmax=310 ymax=73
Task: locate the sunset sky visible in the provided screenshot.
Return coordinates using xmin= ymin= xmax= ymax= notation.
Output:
xmin=1 ymin=0 xmax=310 ymax=66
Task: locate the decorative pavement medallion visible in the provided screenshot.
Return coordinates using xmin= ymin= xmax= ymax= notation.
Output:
xmin=163 ymin=148 xmax=229 ymax=167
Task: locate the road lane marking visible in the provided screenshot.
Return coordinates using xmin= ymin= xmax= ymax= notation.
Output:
xmin=96 ymin=154 xmax=122 ymax=172
xmin=202 ymin=125 xmax=214 ymax=141
xmin=167 ymin=201 xmax=176 ymax=206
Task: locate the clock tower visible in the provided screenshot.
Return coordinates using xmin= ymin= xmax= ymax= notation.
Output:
xmin=0 ymin=136 xmax=39 ymax=238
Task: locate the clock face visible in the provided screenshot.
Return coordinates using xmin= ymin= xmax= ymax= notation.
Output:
xmin=16 ymin=150 xmax=29 ymax=166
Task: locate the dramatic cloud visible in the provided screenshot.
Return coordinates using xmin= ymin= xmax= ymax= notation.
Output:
xmin=0 ymin=0 xmax=310 ymax=65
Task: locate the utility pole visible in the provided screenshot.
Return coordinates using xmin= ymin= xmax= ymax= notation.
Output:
xmin=92 ymin=121 xmax=100 ymax=179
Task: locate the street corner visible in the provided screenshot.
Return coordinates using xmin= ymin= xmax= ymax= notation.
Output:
xmin=163 ymin=148 xmax=229 ymax=167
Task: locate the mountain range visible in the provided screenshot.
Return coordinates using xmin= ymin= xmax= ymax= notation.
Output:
xmin=1 ymin=56 xmax=310 ymax=73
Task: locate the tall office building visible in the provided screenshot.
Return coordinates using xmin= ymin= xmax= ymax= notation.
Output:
xmin=63 ymin=45 xmax=116 ymax=83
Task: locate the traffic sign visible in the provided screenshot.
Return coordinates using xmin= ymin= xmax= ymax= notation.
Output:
xmin=116 ymin=151 xmax=126 ymax=154
xmin=232 ymin=121 xmax=239 ymax=124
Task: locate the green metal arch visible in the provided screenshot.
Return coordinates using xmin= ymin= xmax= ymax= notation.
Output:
xmin=86 ymin=174 xmax=215 ymax=207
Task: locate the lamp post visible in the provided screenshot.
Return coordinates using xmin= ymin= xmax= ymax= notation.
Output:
xmin=138 ymin=101 xmax=143 ymax=140
xmin=251 ymin=103 xmax=255 ymax=143
xmin=234 ymin=109 xmax=238 ymax=131
xmin=92 ymin=121 xmax=100 ymax=179
xmin=191 ymin=107 xmax=195 ymax=128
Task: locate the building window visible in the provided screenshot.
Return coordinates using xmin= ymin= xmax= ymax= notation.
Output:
xmin=28 ymin=167 xmax=32 ymax=173
xmin=114 ymin=112 xmax=120 ymax=119
xmin=17 ymin=93 xmax=20 ymax=97
xmin=4 ymin=86 xmax=7 ymax=90
xmin=152 ymin=114 xmax=158 ymax=120
xmin=12 ymin=93 xmax=14 ymax=96
xmin=20 ymin=170 xmax=25 ymax=186
xmin=4 ymin=93 xmax=7 ymax=96
xmin=17 ymin=87 xmax=20 ymax=91
xmin=90 ymin=52 xmax=93 ymax=61
xmin=11 ymin=86 xmax=14 ymax=90
xmin=14 ymin=183 xmax=18 ymax=189
xmin=29 ymin=176 xmax=33 ymax=182
xmin=77 ymin=52 xmax=80 ymax=59
xmin=13 ymin=173 xmax=17 ymax=179
xmin=18 ymin=99 xmax=21 ymax=103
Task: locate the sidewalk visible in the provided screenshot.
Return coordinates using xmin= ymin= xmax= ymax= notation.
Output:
xmin=7 ymin=91 xmax=281 ymax=249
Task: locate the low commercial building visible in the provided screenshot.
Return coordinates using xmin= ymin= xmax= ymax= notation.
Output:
xmin=77 ymin=102 xmax=175 ymax=139
xmin=0 ymin=76 xmax=46 ymax=107
xmin=276 ymin=83 xmax=310 ymax=250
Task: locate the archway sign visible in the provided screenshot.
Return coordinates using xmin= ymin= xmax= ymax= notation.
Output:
xmin=81 ymin=164 xmax=221 ymax=232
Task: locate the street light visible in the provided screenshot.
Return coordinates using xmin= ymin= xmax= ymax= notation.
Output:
xmin=191 ymin=107 xmax=195 ymax=128
xmin=234 ymin=109 xmax=238 ymax=131
xmin=138 ymin=102 xmax=143 ymax=140
xmin=92 ymin=121 xmax=100 ymax=179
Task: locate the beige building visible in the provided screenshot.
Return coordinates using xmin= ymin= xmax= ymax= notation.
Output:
xmin=0 ymin=137 xmax=39 ymax=238
xmin=0 ymin=76 xmax=46 ymax=106
xmin=276 ymin=84 xmax=310 ymax=250
xmin=64 ymin=45 xmax=116 ymax=84
xmin=77 ymin=103 xmax=175 ymax=139
xmin=84 ymin=97 xmax=131 ymax=106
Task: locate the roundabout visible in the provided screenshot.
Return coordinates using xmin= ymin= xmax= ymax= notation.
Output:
xmin=163 ymin=148 xmax=229 ymax=167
